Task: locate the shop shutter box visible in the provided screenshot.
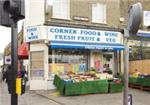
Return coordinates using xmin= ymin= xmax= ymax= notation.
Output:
xmin=109 ymin=82 xmax=123 ymax=93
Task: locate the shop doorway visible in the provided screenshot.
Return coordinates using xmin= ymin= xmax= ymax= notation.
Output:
xmin=102 ymin=52 xmax=114 ymax=74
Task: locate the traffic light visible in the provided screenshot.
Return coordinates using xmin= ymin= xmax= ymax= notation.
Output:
xmin=0 ymin=1 xmax=11 ymax=27
xmin=3 ymin=0 xmax=25 ymax=20
xmin=0 ymin=0 xmax=25 ymax=27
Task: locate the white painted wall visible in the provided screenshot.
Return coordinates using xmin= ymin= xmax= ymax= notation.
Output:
xmin=25 ymin=0 xmax=45 ymax=26
xmin=24 ymin=0 xmax=46 ymax=42
xmin=29 ymin=43 xmax=49 ymax=90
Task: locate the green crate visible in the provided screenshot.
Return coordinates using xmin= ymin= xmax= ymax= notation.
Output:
xmin=109 ymin=82 xmax=123 ymax=93
xmin=57 ymin=79 xmax=65 ymax=94
xmin=65 ymin=82 xmax=81 ymax=96
xmin=53 ymin=75 xmax=59 ymax=88
xmin=129 ymin=77 xmax=138 ymax=84
xmin=54 ymin=75 xmax=109 ymax=96
xmin=80 ymin=81 xmax=94 ymax=94
xmin=65 ymin=80 xmax=108 ymax=96
xmin=53 ymin=75 xmax=65 ymax=95
xmin=143 ymin=78 xmax=150 ymax=86
xmin=94 ymin=80 xmax=108 ymax=93
xmin=137 ymin=78 xmax=144 ymax=85
xmin=80 ymin=80 xmax=108 ymax=94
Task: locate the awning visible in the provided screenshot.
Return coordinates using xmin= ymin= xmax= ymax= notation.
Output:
xmin=137 ymin=32 xmax=150 ymax=37
xmin=50 ymin=41 xmax=124 ymax=50
xmin=18 ymin=43 xmax=29 ymax=59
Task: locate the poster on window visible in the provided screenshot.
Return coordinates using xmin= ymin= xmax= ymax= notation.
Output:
xmin=31 ymin=69 xmax=44 ymax=78
xmin=94 ymin=60 xmax=101 ymax=71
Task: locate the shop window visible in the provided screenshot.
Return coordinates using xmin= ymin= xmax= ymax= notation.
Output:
xmin=54 ymin=49 xmax=87 ymax=64
xmin=92 ymin=3 xmax=106 ymax=24
xmin=48 ymin=48 xmax=88 ymax=76
xmin=130 ymin=46 xmax=150 ymax=61
xmin=48 ymin=48 xmax=52 ymax=63
xmin=30 ymin=51 xmax=44 ymax=79
xmin=52 ymin=0 xmax=70 ymax=19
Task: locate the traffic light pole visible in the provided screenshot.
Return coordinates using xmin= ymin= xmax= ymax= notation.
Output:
xmin=11 ymin=18 xmax=18 ymax=105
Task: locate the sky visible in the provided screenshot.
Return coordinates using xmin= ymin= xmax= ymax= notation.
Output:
xmin=0 ymin=20 xmax=23 ymax=53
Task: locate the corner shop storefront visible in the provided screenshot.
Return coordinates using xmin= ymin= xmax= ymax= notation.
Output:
xmin=26 ymin=26 xmax=124 ymax=90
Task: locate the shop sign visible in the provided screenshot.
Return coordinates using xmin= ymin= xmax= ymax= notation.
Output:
xmin=48 ymin=26 xmax=123 ymax=44
xmin=5 ymin=56 xmax=11 ymax=65
xmin=26 ymin=26 xmax=40 ymax=42
xmin=143 ymin=11 xmax=150 ymax=26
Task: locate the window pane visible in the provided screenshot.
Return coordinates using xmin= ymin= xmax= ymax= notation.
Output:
xmin=53 ymin=0 xmax=70 ymax=19
xmin=92 ymin=3 xmax=106 ymax=23
xmin=48 ymin=49 xmax=88 ymax=76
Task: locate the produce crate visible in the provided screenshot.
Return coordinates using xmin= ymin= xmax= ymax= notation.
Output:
xmin=57 ymin=79 xmax=65 ymax=94
xmin=143 ymin=78 xmax=150 ymax=87
xmin=129 ymin=77 xmax=138 ymax=84
xmin=65 ymin=80 xmax=108 ymax=96
xmin=53 ymin=75 xmax=59 ymax=88
xmin=109 ymin=82 xmax=123 ymax=93
xmin=53 ymin=75 xmax=65 ymax=94
xmin=137 ymin=77 xmax=144 ymax=85
xmin=93 ymin=80 xmax=108 ymax=93
xmin=80 ymin=80 xmax=108 ymax=94
xmin=65 ymin=82 xmax=81 ymax=96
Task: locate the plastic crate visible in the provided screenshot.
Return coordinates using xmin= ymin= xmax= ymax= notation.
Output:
xmin=129 ymin=77 xmax=138 ymax=84
xmin=143 ymin=78 xmax=150 ymax=87
xmin=65 ymin=82 xmax=81 ymax=96
xmin=109 ymin=82 xmax=123 ymax=93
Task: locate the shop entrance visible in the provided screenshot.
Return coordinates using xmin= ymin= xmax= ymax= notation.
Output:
xmin=102 ymin=52 xmax=114 ymax=74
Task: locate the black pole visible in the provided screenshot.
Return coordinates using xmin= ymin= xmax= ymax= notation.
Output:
xmin=11 ymin=18 xmax=18 ymax=105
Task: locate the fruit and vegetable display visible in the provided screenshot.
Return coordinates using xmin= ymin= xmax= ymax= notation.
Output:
xmin=53 ymin=71 xmax=123 ymax=96
xmin=130 ymin=71 xmax=150 ymax=79
xmin=59 ymin=70 xmax=114 ymax=83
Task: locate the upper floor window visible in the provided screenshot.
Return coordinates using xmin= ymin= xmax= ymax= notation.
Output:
xmin=92 ymin=3 xmax=106 ymax=24
xmin=47 ymin=0 xmax=70 ymax=20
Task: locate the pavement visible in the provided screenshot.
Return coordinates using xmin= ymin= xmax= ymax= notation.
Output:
xmin=0 ymin=82 xmax=60 ymax=105
xmin=0 ymin=81 xmax=150 ymax=105
xmin=35 ymin=89 xmax=150 ymax=105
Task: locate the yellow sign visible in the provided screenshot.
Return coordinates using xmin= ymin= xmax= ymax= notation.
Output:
xmin=16 ymin=78 xmax=22 ymax=95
